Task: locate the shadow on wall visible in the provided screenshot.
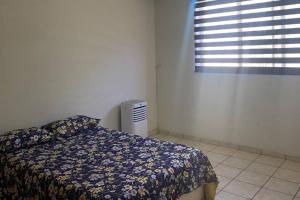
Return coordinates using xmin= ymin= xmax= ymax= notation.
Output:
xmin=103 ymin=105 xmax=122 ymax=131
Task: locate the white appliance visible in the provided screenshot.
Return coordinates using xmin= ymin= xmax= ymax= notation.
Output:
xmin=121 ymin=100 xmax=148 ymax=137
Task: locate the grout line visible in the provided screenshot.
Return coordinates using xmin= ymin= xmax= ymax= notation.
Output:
xmin=218 ymin=190 xmax=251 ymax=199
xmin=211 ymin=145 xmax=299 ymax=198
xmin=251 ymin=159 xmax=285 ymax=199
xmin=292 ymin=187 xmax=300 ymax=200
xmin=215 ymin=154 xmax=256 ymax=198
xmin=268 ymin=176 xmax=300 ymax=186
xmin=281 ymin=168 xmax=300 ymax=175
xmin=221 ymin=159 xmax=300 ymax=189
xmin=216 ymin=190 xmax=252 ymax=199
xmin=217 ymin=155 xmax=296 ymax=199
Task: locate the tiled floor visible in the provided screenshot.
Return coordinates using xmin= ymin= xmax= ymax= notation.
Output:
xmin=150 ymin=133 xmax=300 ymax=200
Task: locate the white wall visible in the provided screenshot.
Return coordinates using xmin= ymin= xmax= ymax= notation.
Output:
xmin=155 ymin=0 xmax=300 ymax=157
xmin=0 ymin=0 xmax=157 ymax=133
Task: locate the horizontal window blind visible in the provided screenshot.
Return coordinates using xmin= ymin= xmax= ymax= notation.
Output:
xmin=194 ymin=0 xmax=300 ymax=75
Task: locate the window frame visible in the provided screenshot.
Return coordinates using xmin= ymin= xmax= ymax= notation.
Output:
xmin=193 ymin=0 xmax=300 ymax=75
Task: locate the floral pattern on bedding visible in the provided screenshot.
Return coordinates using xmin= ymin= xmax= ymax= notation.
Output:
xmin=0 ymin=127 xmax=217 ymax=200
xmin=41 ymin=115 xmax=100 ymax=138
xmin=0 ymin=128 xmax=54 ymax=153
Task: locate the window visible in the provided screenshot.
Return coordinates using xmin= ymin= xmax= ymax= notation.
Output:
xmin=194 ymin=0 xmax=300 ymax=75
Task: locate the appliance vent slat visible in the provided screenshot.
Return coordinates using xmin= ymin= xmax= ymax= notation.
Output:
xmin=133 ymin=105 xmax=146 ymax=110
xmin=133 ymin=110 xmax=146 ymax=115
xmin=133 ymin=108 xmax=147 ymax=116
xmin=121 ymin=100 xmax=148 ymax=137
xmin=133 ymin=111 xmax=147 ymax=115
xmin=133 ymin=114 xmax=147 ymax=119
xmin=133 ymin=117 xmax=147 ymax=123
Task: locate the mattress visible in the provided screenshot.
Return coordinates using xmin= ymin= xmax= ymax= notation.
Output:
xmin=0 ymin=127 xmax=217 ymax=199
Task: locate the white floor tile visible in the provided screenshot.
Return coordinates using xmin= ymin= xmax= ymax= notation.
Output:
xmin=217 ymin=175 xmax=232 ymax=190
xmin=233 ymin=150 xmax=259 ymax=161
xmin=212 ymin=146 xmax=238 ymax=156
xmin=264 ymin=178 xmax=299 ymax=196
xmin=151 ymin=133 xmax=168 ymax=140
xmin=223 ymin=180 xmax=261 ymax=199
xmin=216 ymin=191 xmax=248 ymax=200
xmin=253 ymin=188 xmax=293 ymax=200
xmin=236 ymin=170 xmax=270 ymax=186
xmin=197 ymin=142 xmax=217 ymax=151
xmin=273 ymin=169 xmax=300 ymax=183
xmin=152 ymin=134 xmax=179 ymax=143
xmin=177 ymin=139 xmax=200 ymax=147
xmin=281 ymin=160 xmax=300 ymax=172
xmin=222 ymin=157 xmax=252 ymax=169
xmin=255 ymin=155 xmax=284 ymax=167
xmin=214 ymin=164 xmax=242 ymax=179
xmin=206 ymin=152 xmax=229 ymax=163
xmin=247 ymin=162 xmax=278 ymax=176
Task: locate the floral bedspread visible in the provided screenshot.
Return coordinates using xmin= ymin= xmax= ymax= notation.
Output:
xmin=0 ymin=127 xmax=217 ymax=200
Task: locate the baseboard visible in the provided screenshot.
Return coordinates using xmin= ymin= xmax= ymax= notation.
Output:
xmin=159 ymin=129 xmax=300 ymax=162
xmin=148 ymin=128 xmax=159 ymax=136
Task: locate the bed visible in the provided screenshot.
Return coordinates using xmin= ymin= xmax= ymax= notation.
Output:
xmin=0 ymin=116 xmax=218 ymax=200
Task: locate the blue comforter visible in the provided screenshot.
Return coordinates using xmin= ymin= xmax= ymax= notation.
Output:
xmin=0 ymin=127 xmax=217 ymax=200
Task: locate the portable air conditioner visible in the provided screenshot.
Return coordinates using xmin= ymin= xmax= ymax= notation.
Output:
xmin=121 ymin=100 xmax=148 ymax=137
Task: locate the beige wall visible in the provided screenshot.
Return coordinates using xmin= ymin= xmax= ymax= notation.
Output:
xmin=155 ymin=0 xmax=300 ymax=157
xmin=0 ymin=0 xmax=157 ymax=133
